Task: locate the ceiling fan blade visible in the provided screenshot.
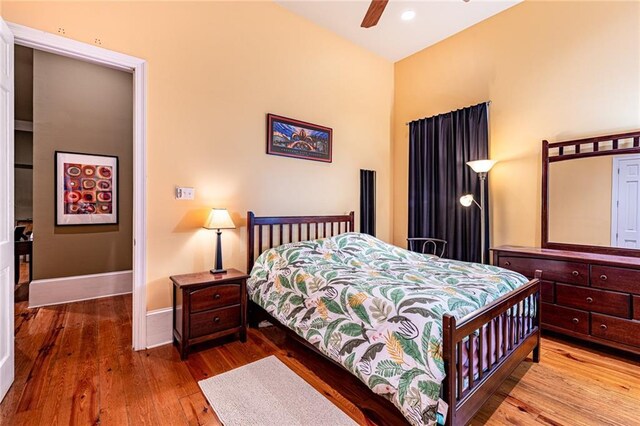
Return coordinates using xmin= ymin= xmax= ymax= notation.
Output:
xmin=361 ymin=0 xmax=389 ymax=28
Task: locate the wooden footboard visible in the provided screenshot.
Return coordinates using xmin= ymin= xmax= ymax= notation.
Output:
xmin=442 ymin=272 xmax=541 ymax=426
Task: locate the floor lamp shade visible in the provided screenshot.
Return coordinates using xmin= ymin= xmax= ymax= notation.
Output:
xmin=204 ymin=208 xmax=236 ymax=274
xmin=466 ymin=159 xmax=496 ymax=174
xmin=464 ymin=159 xmax=496 ymax=264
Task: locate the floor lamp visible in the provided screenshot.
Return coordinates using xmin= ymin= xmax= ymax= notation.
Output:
xmin=460 ymin=159 xmax=496 ymax=264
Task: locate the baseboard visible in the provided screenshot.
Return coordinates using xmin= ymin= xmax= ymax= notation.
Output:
xmin=29 ymin=270 xmax=132 ymax=308
xmin=146 ymin=307 xmax=173 ymax=349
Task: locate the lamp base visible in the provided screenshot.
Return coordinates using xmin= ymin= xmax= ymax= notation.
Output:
xmin=210 ymin=268 xmax=227 ymax=275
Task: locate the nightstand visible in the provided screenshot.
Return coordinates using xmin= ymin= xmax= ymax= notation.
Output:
xmin=170 ymin=268 xmax=249 ymax=360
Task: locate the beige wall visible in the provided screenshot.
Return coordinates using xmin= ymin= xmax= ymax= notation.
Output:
xmin=33 ymin=50 xmax=133 ymax=279
xmin=393 ymin=1 xmax=640 ymax=249
xmin=548 ymin=156 xmax=612 ymax=247
xmin=3 ymin=2 xmax=394 ymax=309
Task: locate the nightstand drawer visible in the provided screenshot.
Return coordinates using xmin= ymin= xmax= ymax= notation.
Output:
xmin=191 ymin=284 xmax=241 ymax=313
xmin=556 ymin=284 xmax=630 ymax=318
xmin=190 ymin=305 xmax=241 ymax=339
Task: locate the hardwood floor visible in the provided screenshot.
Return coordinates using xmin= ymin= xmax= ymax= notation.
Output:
xmin=1 ymin=294 xmax=639 ymax=425
xmin=14 ymin=260 xmax=30 ymax=303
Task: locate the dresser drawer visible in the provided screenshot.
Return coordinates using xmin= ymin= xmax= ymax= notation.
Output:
xmin=591 ymin=265 xmax=640 ymax=295
xmin=591 ymin=313 xmax=640 ymax=347
xmin=634 ymin=296 xmax=640 ymax=320
xmin=541 ymin=280 xmax=555 ymax=303
xmin=190 ymin=284 xmax=241 ymax=313
xmin=498 ymin=256 xmax=588 ymax=286
xmin=541 ymin=303 xmax=588 ymax=334
xmin=556 ymin=284 xmax=630 ymax=317
xmin=190 ymin=305 xmax=241 ymax=339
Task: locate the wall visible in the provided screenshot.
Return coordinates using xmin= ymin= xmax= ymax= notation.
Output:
xmin=548 ymin=156 xmax=612 ymax=246
xmin=393 ymin=1 xmax=640 ymax=249
xmin=33 ymin=50 xmax=133 ymax=279
xmin=14 ymin=45 xmax=33 ymax=221
xmin=2 ymin=2 xmax=394 ymax=310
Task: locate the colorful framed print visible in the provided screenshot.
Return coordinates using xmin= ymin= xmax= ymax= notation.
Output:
xmin=55 ymin=151 xmax=118 ymax=226
xmin=266 ymin=114 xmax=332 ymax=163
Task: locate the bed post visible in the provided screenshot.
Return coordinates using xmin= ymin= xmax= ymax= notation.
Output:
xmin=442 ymin=313 xmax=456 ymax=426
xmin=349 ymin=211 xmax=355 ymax=232
xmin=246 ymin=211 xmax=258 ymax=328
xmin=247 ymin=211 xmax=255 ymax=274
xmin=533 ymin=270 xmax=543 ymax=363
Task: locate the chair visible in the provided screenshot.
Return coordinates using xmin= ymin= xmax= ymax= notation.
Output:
xmin=14 ymin=225 xmax=27 ymax=241
xmin=14 ymin=225 xmax=32 ymax=285
xmin=407 ymin=237 xmax=447 ymax=257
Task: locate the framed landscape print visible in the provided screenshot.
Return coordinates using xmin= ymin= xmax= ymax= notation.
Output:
xmin=55 ymin=151 xmax=118 ymax=226
xmin=266 ymin=114 xmax=332 ymax=163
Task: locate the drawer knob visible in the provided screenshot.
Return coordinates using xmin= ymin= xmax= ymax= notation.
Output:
xmin=504 ymin=261 xmax=511 ymax=266
xmin=213 ymin=317 xmax=220 ymax=323
xmin=214 ymin=293 xmax=221 ymax=299
xmin=572 ymin=318 xmax=579 ymax=324
xmin=600 ymin=274 xmax=608 ymax=281
xmin=586 ymin=297 xmax=594 ymax=303
xmin=572 ymin=271 xmax=579 ymax=276
xmin=600 ymin=324 xmax=608 ymax=331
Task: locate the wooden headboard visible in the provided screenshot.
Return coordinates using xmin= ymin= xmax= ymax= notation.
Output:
xmin=246 ymin=211 xmax=355 ymax=272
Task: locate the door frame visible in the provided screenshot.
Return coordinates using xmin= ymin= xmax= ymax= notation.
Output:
xmin=8 ymin=22 xmax=148 ymax=350
xmin=610 ymin=154 xmax=640 ymax=247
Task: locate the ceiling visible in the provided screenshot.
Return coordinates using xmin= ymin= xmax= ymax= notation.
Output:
xmin=276 ymin=0 xmax=523 ymax=62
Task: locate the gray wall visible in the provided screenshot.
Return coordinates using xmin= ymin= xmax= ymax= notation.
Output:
xmin=15 ymin=45 xmax=33 ymax=221
xmin=33 ymin=50 xmax=133 ymax=279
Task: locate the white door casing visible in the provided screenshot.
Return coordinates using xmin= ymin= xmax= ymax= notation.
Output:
xmin=612 ymin=155 xmax=640 ymax=248
xmin=0 ymin=16 xmax=15 ymax=403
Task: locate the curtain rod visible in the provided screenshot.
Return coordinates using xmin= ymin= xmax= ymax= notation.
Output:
xmin=405 ymin=100 xmax=491 ymax=126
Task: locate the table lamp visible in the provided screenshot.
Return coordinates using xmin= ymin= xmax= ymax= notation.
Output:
xmin=204 ymin=208 xmax=236 ymax=274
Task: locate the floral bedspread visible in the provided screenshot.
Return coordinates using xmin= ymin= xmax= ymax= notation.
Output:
xmin=247 ymin=233 xmax=528 ymax=425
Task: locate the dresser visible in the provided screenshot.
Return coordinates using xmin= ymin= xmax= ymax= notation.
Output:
xmin=492 ymin=246 xmax=640 ymax=355
xmin=170 ymin=269 xmax=248 ymax=359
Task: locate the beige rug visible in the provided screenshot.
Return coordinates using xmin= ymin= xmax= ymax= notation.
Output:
xmin=198 ymin=356 xmax=358 ymax=426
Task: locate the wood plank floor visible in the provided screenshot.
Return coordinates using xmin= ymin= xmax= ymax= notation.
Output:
xmin=1 ymin=294 xmax=639 ymax=425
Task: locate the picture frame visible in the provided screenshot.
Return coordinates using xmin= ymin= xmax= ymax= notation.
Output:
xmin=266 ymin=114 xmax=332 ymax=163
xmin=55 ymin=151 xmax=119 ymax=226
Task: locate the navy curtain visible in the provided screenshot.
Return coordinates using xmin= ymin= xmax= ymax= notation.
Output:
xmin=360 ymin=169 xmax=376 ymax=236
xmin=408 ymin=102 xmax=489 ymax=263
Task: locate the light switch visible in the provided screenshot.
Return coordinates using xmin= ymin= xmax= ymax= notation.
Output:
xmin=175 ymin=186 xmax=195 ymax=200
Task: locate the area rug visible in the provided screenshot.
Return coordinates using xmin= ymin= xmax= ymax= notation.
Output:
xmin=198 ymin=355 xmax=358 ymax=426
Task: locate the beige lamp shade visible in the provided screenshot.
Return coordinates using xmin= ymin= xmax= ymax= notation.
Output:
xmin=466 ymin=159 xmax=497 ymax=173
xmin=204 ymin=208 xmax=236 ymax=230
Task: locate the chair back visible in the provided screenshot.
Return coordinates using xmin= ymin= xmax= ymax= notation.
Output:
xmin=14 ymin=226 xmax=26 ymax=241
xmin=407 ymin=237 xmax=447 ymax=257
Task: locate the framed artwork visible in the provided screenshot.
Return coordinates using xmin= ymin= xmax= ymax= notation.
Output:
xmin=55 ymin=151 xmax=118 ymax=226
xmin=266 ymin=114 xmax=332 ymax=163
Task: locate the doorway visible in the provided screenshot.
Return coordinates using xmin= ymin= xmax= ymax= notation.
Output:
xmin=1 ymin=21 xmax=148 ymax=403
xmin=14 ymin=46 xmax=134 ymax=306
xmin=612 ymin=155 xmax=640 ymax=248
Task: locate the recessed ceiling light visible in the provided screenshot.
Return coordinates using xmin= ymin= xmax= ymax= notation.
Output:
xmin=401 ymin=10 xmax=416 ymax=21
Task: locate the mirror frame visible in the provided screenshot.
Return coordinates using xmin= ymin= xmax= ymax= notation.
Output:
xmin=542 ymin=130 xmax=640 ymax=257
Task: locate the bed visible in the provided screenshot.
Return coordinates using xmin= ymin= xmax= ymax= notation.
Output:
xmin=246 ymin=211 xmax=541 ymax=426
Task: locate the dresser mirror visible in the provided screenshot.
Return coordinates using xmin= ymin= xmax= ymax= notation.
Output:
xmin=542 ymin=130 xmax=640 ymax=257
